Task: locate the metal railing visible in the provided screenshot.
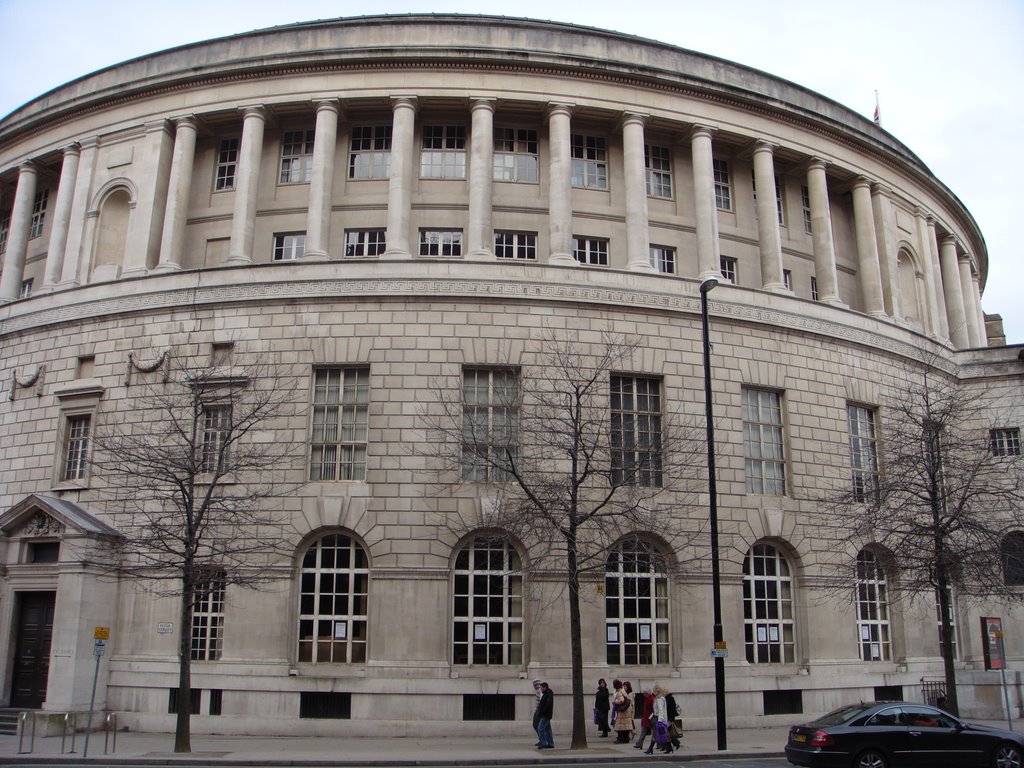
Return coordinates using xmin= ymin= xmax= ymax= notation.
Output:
xmin=15 ymin=710 xmax=117 ymax=755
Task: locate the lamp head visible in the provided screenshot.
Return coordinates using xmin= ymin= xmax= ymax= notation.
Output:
xmin=700 ymin=275 xmax=720 ymax=294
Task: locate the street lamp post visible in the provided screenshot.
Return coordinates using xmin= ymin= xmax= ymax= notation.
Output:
xmin=700 ymin=275 xmax=727 ymax=751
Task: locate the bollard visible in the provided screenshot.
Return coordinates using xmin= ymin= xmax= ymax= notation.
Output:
xmin=61 ymin=712 xmax=77 ymax=754
xmin=16 ymin=711 xmax=35 ymax=754
xmin=103 ymin=712 xmax=118 ymax=755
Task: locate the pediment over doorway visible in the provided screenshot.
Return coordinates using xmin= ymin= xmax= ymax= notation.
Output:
xmin=0 ymin=494 xmax=123 ymax=540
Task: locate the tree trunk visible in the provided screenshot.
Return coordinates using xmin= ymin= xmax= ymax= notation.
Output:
xmin=567 ymin=538 xmax=587 ymax=750
xmin=174 ymin=579 xmax=194 ymax=752
xmin=937 ymin=581 xmax=960 ymax=716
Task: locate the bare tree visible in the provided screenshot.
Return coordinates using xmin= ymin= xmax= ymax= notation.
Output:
xmin=821 ymin=368 xmax=1024 ymax=715
xmin=422 ymin=332 xmax=703 ymax=748
xmin=92 ymin=350 xmax=303 ymax=751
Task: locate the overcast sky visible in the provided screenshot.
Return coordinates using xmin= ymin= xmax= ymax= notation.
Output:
xmin=1 ymin=0 xmax=1020 ymax=344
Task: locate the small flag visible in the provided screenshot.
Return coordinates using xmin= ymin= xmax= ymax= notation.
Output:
xmin=873 ymin=91 xmax=881 ymax=126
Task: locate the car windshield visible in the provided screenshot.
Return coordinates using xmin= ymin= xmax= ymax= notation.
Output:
xmin=811 ymin=704 xmax=875 ymax=727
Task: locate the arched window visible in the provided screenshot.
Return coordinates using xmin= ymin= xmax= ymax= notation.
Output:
xmin=856 ymin=550 xmax=891 ymax=661
xmin=604 ymin=538 xmax=669 ymax=665
xmin=297 ymin=533 xmax=368 ymax=663
xmin=453 ymin=536 xmax=523 ymax=665
xmin=1001 ymin=532 xmax=1024 ymax=586
xmin=743 ymin=543 xmax=795 ymax=663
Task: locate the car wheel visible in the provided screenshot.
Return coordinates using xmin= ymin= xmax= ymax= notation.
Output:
xmin=854 ymin=749 xmax=887 ymax=768
xmin=994 ymin=742 xmax=1023 ymax=768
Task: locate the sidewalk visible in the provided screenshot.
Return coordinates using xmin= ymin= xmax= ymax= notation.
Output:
xmin=0 ymin=725 xmax=791 ymax=765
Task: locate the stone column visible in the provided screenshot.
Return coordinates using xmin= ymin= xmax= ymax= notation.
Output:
xmin=939 ymin=236 xmax=968 ymax=348
xmin=690 ymin=126 xmax=721 ymax=282
xmin=871 ymin=183 xmax=898 ymax=318
xmin=304 ymin=100 xmax=340 ymax=259
xmin=925 ymin=216 xmax=949 ymax=340
xmin=467 ymin=98 xmax=496 ymax=260
xmin=547 ymin=104 xmax=575 ymax=264
xmin=752 ymin=141 xmax=784 ymax=290
xmin=0 ymin=163 xmax=39 ymax=302
xmin=122 ymin=120 xmax=173 ymax=277
xmin=60 ymin=137 xmax=99 ymax=287
xmin=972 ymin=274 xmax=988 ymax=346
xmin=851 ymin=177 xmax=885 ymax=317
xmin=155 ymin=116 xmax=198 ymax=272
xmin=805 ymin=159 xmax=842 ymax=305
xmin=227 ymin=106 xmax=267 ymax=264
xmin=621 ymin=113 xmax=653 ymax=272
xmin=43 ymin=144 xmax=82 ymax=289
xmin=958 ymin=255 xmax=982 ymax=347
xmin=383 ymin=97 xmax=417 ymax=259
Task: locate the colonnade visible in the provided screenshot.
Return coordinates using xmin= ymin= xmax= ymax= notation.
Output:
xmin=0 ymin=96 xmax=986 ymax=347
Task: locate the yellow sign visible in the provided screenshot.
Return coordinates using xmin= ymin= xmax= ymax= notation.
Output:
xmin=94 ymin=626 xmax=110 ymax=640
xmin=714 ymin=641 xmax=728 ymax=650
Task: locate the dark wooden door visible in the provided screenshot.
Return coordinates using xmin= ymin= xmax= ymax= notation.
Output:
xmin=9 ymin=592 xmax=55 ymax=709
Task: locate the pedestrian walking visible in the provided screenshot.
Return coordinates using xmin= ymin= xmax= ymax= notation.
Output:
xmin=664 ymin=689 xmax=682 ymax=749
xmin=648 ymin=685 xmax=674 ymax=754
xmin=632 ymin=687 xmax=654 ymax=750
xmin=536 ymin=682 xmax=555 ymax=749
xmin=531 ymin=679 xmax=543 ymax=747
xmin=594 ymin=678 xmax=611 ymax=737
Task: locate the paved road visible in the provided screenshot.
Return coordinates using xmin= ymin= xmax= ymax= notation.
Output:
xmin=1 ymin=761 xmax=792 ymax=768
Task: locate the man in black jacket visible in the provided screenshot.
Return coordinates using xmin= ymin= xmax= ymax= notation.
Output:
xmin=536 ymin=682 xmax=555 ymax=748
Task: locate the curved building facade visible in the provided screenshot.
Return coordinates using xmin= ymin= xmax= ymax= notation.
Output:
xmin=0 ymin=15 xmax=1021 ymax=735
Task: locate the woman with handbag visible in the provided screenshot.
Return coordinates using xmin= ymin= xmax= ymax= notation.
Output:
xmin=611 ymin=679 xmax=634 ymax=743
xmin=647 ymin=685 xmax=674 ymax=754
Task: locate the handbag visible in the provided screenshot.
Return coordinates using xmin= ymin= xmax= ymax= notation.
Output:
xmin=593 ymin=707 xmax=599 ymax=724
xmin=669 ymin=721 xmax=681 ymax=740
xmin=654 ymin=720 xmax=670 ymax=744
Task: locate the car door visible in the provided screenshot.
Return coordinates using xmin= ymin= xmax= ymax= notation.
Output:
xmin=892 ymin=706 xmax=966 ymax=767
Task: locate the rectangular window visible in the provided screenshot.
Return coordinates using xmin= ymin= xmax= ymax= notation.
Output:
xmin=310 ymin=367 xmax=369 ymax=481
xmin=991 ymin=428 xmax=1022 ymax=456
xmin=279 ymin=129 xmax=315 ymax=184
xmin=62 ymin=413 xmax=92 ymax=482
xmin=419 ymin=230 xmax=462 ymax=257
xmin=848 ymin=405 xmax=880 ymax=502
xmin=743 ymin=388 xmax=785 ymax=495
xmin=299 ymin=691 xmax=351 ymax=719
xmin=801 ymin=184 xmax=812 ymax=234
xmin=214 ymin=138 xmax=239 ymax=191
xmin=810 ymin=276 xmax=819 ymax=301
xmin=349 ymin=125 xmax=392 ymax=180
xmin=645 ymin=145 xmax=672 ymax=198
xmin=273 ymin=233 xmax=306 ymax=261
xmin=494 ymin=231 xmax=537 ymax=261
xmin=610 ymin=375 xmax=663 ymax=487
xmin=344 ymin=229 xmax=386 ymax=258
xmin=420 ymin=125 xmax=466 ymax=179
xmin=191 ymin=570 xmax=226 ymax=661
xmin=713 ymin=158 xmax=731 ymax=211
xmin=462 ymin=694 xmax=515 ymax=721
xmin=20 ymin=279 xmax=33 ymax=299
xmin=200 ymin=405 xmax=231 ymax=474
xmin=572 ymin=237 xmax=608 ymax=266
xmin=571 ymin=134 xmax=608 ymax=189
xmin=720 ymin=256 xmax=738 ymax=284
xmin=462 ymin=368 xmax=519 ymax=482
xmin=0 ymin=209 xmax=10 ymax=253
xmin=209 ymin=689 xmax=223 ymax=716
xmin=763 ymin=690 xmax=803 ymax=716
xmin=493 ymin=128 xmax=538 ymax=183
xmin=168 ymin=688 xmax=202 ymax=715
xmin=783 ymin=269 xmax=792 ymax=291
xmin=649 ymin=245 xmax=675 ymax=274
xmin=30 ymin=188 xmax=48 ymax=238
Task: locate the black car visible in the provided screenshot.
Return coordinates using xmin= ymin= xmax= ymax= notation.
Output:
xmin=785 ymin=701 xmax=1024 ymax=768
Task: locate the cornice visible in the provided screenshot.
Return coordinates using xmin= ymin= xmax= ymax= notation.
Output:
xmin=0 ymin=268 xmax=956 ymax=372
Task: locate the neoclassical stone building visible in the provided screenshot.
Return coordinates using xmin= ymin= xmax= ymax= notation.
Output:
xmin=0 ymin=15 xmax=1021 ymax=736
